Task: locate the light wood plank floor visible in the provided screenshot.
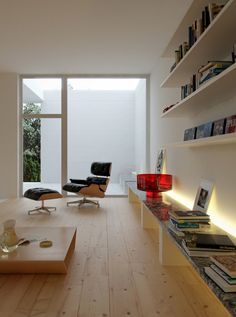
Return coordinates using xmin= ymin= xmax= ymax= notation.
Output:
xmin=0 ymin=197 xmax=231 ymax=317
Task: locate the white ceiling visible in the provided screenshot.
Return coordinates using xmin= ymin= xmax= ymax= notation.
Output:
xmin=0 ymin=0 xmax=191 ymax=74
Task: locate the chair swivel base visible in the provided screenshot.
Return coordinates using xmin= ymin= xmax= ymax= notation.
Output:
xmin=28 ymin=201 xmax=56 ymax=215
xmin=67 ymin=197 xmax=100 ymax=208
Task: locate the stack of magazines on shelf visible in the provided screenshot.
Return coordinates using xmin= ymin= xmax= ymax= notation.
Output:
xmin=182 ymin=233 xmax=236 ymax=257
xmin=204 ymin=254 xmax=236 ymax=292
xmin=168 ymin=210 xmax=211 ymax=237
xmin=198 ymin=60 xmax=233 ymax=86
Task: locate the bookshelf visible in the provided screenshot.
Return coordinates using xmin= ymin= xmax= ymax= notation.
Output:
xmin=161 ymin=0 xmax=236 ymax=88
xmin=128 ymin=183 xmax=236 ymax=317
xmin=161 ymin=0 xmax=236 ymax=145
xmin=155 ymin=2 xmax=236 ymax=313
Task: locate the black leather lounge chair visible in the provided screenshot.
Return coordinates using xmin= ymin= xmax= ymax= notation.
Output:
xmin=63 ymin=162 xmax=112 ymax=208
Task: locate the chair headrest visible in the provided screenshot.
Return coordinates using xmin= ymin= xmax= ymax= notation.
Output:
xmin=91 ymin=162 xmax=112 ymax=177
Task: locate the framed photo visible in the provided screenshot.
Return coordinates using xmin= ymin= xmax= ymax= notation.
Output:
xmin=193 ymin=179 xmax=214 ymax=212
xmin=184 ymin=127 xmax=196 ymax=141
xmin=212 ymin=118 xmax=226 ymax=136
xmin=156 ymin=148 xmax=165 ymax=173
xmin=196 ymin=121 xmax=213 ymax=139
xmin=225 ymin=115 xmax=236 ymax=134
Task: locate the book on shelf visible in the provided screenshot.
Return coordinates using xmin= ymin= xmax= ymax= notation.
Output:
xmin=212 ymin=118 xmax=226 ymax=136
xmin=170 ymin=218 xmax=210 ymax=231
xmin=169 ymin=210 xmax=210 ymax=221
xmin=210 ymin=264 xmax=236 ymax=284
xmin=199 ymin=68 xmax=226 ymax=85
xmin=232 ymin=43 xmax=236 ymax=63
xmin=198 ymin=61 xmax=233 ymax=74
xmin=171 ymin=218 xmax=210 ymax=224
xmin=183 ymin=41 xmax=189 ymax=55
xmin=195 ymin=122 xmax=213 ymax=139
xmin=204 ymin=6 xmax=210 ymax=29
xmin=182 ymin=240 xmax=235 ymax=257
xmin=170 ymin=62 xmax=176 ymax=72
xmin=183 ymin=233 xmax=236 ymax=251
xmin=168 ymin=222 xmax=185 ymax=237
xmin=184 ymin=127 xmax=196 ymax=141
xmin=210 ymin=254 xmax=236 ymax=278
xmin=204 ymin=266 xmax=236 ymax=292
xmin=225 ymin=115 xmax=236 ymax=134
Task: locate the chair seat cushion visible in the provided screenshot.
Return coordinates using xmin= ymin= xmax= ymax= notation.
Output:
xmin=69 ymin=179 xmax=88 ymax=185
xmin=63 ymin=183 xmax=88 ymax=193
xmin=24 ymin=188 xmax=62 ymax=201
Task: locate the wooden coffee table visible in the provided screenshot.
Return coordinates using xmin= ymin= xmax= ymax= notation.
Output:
xmin=0 ymin=227 xmax=76 ymax=274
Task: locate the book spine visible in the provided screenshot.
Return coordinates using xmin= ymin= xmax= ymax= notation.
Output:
xmin=205 ymin=6 xmax=210 ymax=28
xmin=176 ymin=223 xmax=209 ymax=229
xmin=170 ymin=218 xmax=202 ymax=228
xmin=196 ymin=243 xmax=236 ymax=250
xmin=188 ymin=26 xmax=193 ymax=48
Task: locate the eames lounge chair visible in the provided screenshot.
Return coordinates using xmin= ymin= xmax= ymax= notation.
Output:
xmin=63 ymin=162 xmax=112 ymax=208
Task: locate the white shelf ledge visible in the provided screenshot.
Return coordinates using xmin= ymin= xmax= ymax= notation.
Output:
xmin=161 ymin=63 xmax=236 ymax=118
xmin=171 ymin=132 xmax=236 ymax=147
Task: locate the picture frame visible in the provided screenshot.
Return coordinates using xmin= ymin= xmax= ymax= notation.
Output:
xmin=193 ymin=179 xmax=214 ymax=212
xmin=156 ymin=148 xmax=165 ymax=173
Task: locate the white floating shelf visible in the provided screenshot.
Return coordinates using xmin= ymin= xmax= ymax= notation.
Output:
xmin=172 ymin=132 xmax=236 ymax=147
xmin=161 ymin=63 xmax=236 ymax=118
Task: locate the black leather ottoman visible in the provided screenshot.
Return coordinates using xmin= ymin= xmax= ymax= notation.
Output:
xmin=24 ymin=188 xmax=63 ymax=215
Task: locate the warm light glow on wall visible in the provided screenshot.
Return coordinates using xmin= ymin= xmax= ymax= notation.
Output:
xmin=210 ymin=214 xmax=236 ymax=238
xmin=165 ymin=190 xmax=193 ymax=209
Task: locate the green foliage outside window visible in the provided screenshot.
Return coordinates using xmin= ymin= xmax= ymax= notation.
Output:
xmin=23 ymin=103 xmax=41 ymax=182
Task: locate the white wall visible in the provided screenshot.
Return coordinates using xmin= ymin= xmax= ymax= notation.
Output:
xmin=150 ymin=58 xmax=236 ymax=234
xmin=0 ymin=73 xmax=19 ymax=198
xmin=134 ymin=79 xmax=146 ymax=173
xmin=68 ymin=90 xmax=135 ymax=183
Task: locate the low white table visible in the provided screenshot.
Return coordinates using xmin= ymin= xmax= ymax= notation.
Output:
xmin=0 ymin=227 xmax=76 ymax=274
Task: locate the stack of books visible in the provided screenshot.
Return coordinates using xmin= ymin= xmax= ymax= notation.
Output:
xmin=182 ymin=233 xmax=236 ymax=257
xmin=205 ymin=254 xmax=236 ymax=292
xmin=198 ymin=61 xmax=233 ymax=85
xmin=168 ymin=210 xmax=211 ymax=237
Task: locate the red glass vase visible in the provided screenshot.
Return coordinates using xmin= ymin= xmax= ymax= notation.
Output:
xmin=137 ymin=174 xmax=172 ymax=200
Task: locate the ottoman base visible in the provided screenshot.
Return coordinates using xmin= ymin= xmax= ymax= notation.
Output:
xmin=28 ymin=201 xmax=57 ymax=215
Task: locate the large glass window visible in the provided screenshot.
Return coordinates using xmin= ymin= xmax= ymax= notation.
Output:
xmin=23 ymin=79 xmax=61 ymax=114
xmin=22 ymin=78 xmax=62 ymax=193
xmin=21 ymin=76 xmax=147 ymax=196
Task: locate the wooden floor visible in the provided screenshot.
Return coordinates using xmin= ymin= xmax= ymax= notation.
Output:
xmin=0 ymin=197 xmax=231 ymax=317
